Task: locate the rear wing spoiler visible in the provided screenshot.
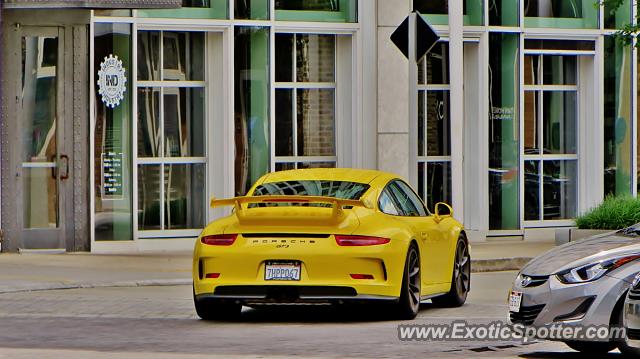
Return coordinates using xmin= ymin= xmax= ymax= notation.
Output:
xmin=210 ymin=195 xmax=373 ymax=220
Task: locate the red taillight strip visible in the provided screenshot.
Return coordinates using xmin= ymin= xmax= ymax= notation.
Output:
xmin=201 ymin=234 xmax=238 ymax=246
xmin=335 ymin=235 xmax=390 ymax=246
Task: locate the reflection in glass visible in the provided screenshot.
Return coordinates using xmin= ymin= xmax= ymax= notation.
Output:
xmin=23 ymin=168 xmax=58 ymax=228
xmin=418 ymin=162 xmax=451 ymax=211
xmin=94 ymin=23 xmax=133 ymax=241
xmin=542 ymin=91 xmax=577 ymax=155
xmin=163 ymin=32 xmax=205 ymax=81
xmin=524 ymin=0 xmax=583 ymax=18
xmin=297 ymin=89 xmax=335 ymax=156
xmin=275 ymin=33 xmax=294 ymax=82
xmin=524 ymin=91 xmax=539 ymax=154
xmin=235 ymin=0 xmax=269 ymax=19
xmin=297 ymin=162 xmax=336 ymax=169
xmin=137 ymin=31 xmax=159 ymax=81
xmin=488 ymin=33 xmax=519 ymax=230
xmin=182 ymin=0 xmax=210 ymax=7
xmin=414 ymin=0 xmax=447 ymax=14
xmin=488 ymin=0 xmax=519 ymax=26
xmin=164 ymin=164 xmax=205 ymax=229
xmin=275 ymin=163 xmax=295 ymax=171
xmin=543 ymin=56 xmax=577 ymax=85
xmin=296 ymin=34 xmax=335 ymax=83
xmin=604 ymin=0 xmax=630 ymax=29
xmin=235 ymin=27 xmax=270 ymax=196
xmin=605 ymin=36 xmax=632 ymax=196
xmin=524 ymin=55 xmax=541 ymax=85
xmin=138 ymin=165 xmax=161 ymax=230
xmin=275 ymin=89 xmax=294 ymax=156
xmin=418 ymin=42 xmax=449 ymax=85
xmin=426 ymin=91 xmax=450 ymax=157
xmin=137 ymin=88 xmax=160 ymax=157
xmin=163 ymin=88 xmax=205 ymax=157
xmin=524 ymin=161 xmax=540 ymax=220
xmin=276 ymin=0 xmax=340 ymax=11
xmin=543 ymin=160 xmax=577 ymax=220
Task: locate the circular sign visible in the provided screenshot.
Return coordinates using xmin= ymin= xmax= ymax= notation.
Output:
xmin=97 ymin=55 xmax=127 ymax=109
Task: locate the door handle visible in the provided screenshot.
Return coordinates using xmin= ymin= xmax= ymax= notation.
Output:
xmin=60 ymin=154 xmax=69 ymax=180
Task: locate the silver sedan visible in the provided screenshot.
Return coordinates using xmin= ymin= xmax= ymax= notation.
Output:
xmin=508 ymin=229 xmax=640 ymax=355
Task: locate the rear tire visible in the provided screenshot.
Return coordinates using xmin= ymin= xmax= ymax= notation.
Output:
xmin=564 ymin=341 xmax=616 ymax=354
xmin=432 ymin=236 xmax=470 ymax=308
xmin=394 ymin=243 xmax=421 ymax=320
xmin=193 ymin=286 xmax=242 ymax=321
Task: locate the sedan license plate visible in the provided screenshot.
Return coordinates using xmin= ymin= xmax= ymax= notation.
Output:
xmin=265 ymin=261 xmax=301 ymax=281
xmin=509 ymin=290 xmax=523 ymax=313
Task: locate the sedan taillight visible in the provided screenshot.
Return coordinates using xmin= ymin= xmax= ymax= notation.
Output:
xmin=335 ymin=235 xmax=390 ymax=246
xmin=201 ymin=234 xmax=237 ymax=246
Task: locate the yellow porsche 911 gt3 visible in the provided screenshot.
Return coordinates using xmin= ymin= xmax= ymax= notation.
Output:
xmin=193 ymin=168 xmax=470 ymax=320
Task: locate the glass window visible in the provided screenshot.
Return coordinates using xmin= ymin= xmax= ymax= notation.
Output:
xmin=417 ymin=42 xmax=451 ymax=212
xmin=138 ymin=0 xmax=227 ymax=19
xmin=136 ymin=31 xmax=207 ymax=233
xmin=523 ymin=0 xmax=598 ymax=28
xmin=395 ymin=181 xmax=428 ymax=216
xmin=605 ymin=0 xmax=631 ymax=29
xmin=274 ymin=33 xmax=337 ymax=170
xmin=275 ymin=0 xmax=357 ymax=22
xmin=235 ymin=27 xmax=270 ymax=197
xmin=93 ymin=23 xmax=133 ymax=241
xmin=21 ymin=35 xmax=59 ymax=229
xmin=489 ymin=0 xmax=519 ymax=26
xmin=235 ymin=0 xmax=269 ymax=19
xmin=523 ymin=54 xmax=578 ymax=222
xmin=604 ymin=36 xmax=632 ymax=196
xmin=488 ymin=33 xmax=519 ymax=230
xmin=253 ymin=180 xmax=369 ymax=199
xmin=379 ymin=189 xmax=401 ymax=216
xmin=414 ymin=0 xmax=484 ymax=25
xmin=387 ymin=182 xmax=423 ymax=217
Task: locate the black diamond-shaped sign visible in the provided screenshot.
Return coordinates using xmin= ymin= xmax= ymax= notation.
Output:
xmin=390 ymin=11 xmax=440 ymax=62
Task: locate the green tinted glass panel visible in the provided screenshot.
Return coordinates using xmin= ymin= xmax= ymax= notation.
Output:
xmin=604 ymin=0 xmax=631 ymax=29
xmin=524 ymin=0 xmax=598 ymax=28
xmin=235 ymin=27 xmax=270 ymax=196
xmin=414 ymin=0 xmax=483 ymax=25
xmin=138 ymin=0 xmax=227 ymax=19
xmin=489 ymin=0 xmax=518 ymax=26
xmin=275 ymin=0 xmax=356 ymax=22
xmin=235 ymin=0 xmax=269 ymax=19
xmin=93 ymin=23 xmax=133 ymax=241
xmin=488 ymin=33 xmax=519 ymax=230
xmin=604 ymin=36 xmax=633 ymax=196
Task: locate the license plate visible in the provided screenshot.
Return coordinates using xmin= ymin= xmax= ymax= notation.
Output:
xmin=509 ymin=290 xmax=523 ymax=313
xmin=265 ymin=261 xmax=301 ymax=281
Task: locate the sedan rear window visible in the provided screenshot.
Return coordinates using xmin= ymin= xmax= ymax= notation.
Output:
xmin=253 ymin=180 xmax=370 ymax=200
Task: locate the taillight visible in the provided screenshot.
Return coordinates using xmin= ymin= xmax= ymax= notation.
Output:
xmin=201 ymin=234 xmax=237 ymax=246
xmin=335 ymin=235 xmax=390 ymax=246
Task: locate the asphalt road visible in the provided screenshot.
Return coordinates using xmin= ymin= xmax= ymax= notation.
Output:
xmin=0 ymin=271 xmax=624 ymax=358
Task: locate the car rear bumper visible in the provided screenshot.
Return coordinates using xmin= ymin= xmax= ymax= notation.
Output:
xmin=192 ymin=234 xmax=409 ymax=300
xmin=195 ymin=285 xmax=398 ymax=305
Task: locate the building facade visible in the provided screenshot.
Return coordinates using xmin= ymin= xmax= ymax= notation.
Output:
xmin=0 ymin=0 xmax=637 ymax=252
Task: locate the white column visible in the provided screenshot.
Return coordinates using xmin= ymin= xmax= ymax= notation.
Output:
xmin=377 ymin=0 xmax=411 ymax=179
xmin=449 ymin=0 xmax=464 ymax=221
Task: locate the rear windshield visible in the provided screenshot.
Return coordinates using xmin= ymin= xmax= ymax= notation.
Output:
xmin=252 ymin=180 xmax=370 ymax=200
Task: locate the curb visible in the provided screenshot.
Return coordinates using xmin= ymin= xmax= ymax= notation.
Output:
xmin=471 ymin=258 xmax=532 ymax=273
xmin=0 ymin=278 xmax=192 ymax=294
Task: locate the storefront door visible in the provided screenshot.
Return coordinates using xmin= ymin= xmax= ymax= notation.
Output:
xmin=15 ymin=26 xmax=72 ymax=249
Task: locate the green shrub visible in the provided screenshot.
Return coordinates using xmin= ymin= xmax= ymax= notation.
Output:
xmin=575 ymin=196 xmax=640 ymax=230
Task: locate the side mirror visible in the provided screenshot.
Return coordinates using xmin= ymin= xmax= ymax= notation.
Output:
xmin=434 ymin=202 xmax=453 ymax=220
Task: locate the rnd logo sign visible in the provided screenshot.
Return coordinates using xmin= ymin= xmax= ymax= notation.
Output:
xmin=97 ymin=54 xmax=127 ymax=109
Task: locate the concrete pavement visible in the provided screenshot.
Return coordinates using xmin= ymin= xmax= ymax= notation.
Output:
xmin=0 ymin=240 xmax=556 ymax=294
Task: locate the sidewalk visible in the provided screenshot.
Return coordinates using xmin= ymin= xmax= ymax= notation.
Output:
xmin=0 ymin=241 xmax=556 ymax=294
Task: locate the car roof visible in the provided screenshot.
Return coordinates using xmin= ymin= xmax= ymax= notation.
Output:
xmin=258 ymin=168 xmax=398 ymax=185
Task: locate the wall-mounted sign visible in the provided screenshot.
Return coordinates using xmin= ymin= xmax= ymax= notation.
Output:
xmin=101 ymin=152 xmax=124 ymax=199
xmin=97 ymin=54 xmax=127 ymax=108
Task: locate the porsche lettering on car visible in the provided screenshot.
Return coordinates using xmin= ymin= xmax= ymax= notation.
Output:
xmin=192 ymin=169 xmax=470 ymax=320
